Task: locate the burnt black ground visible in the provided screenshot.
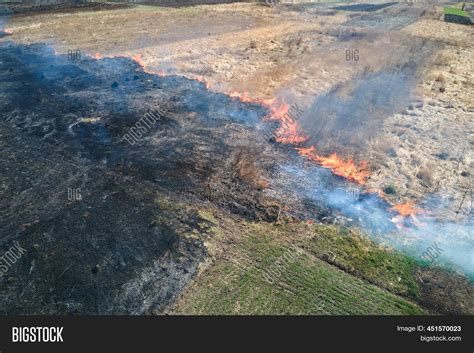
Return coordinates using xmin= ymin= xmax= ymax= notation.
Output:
xmin=332 ymin=3 xmax=397 ymax=13
xmin=340 ymin=4 xmax=425 ymax=30
xmin=0 ymin=42 xmax=273 ymax=314
xmin=0 ymin=2 xmax=129 ymax=17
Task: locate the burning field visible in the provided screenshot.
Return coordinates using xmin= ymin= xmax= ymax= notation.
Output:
xmin=0 ymin=1 xmax=473 ymax=315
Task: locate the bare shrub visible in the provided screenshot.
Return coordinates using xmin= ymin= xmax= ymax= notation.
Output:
xmin=423 ymin=6 xmax=443 ymax=20
xmin=416 ymin=166 xmax=434 ymax=187
xmin=231 ymin=146 xmax=268 ymax=189
xmin=375 ymin=137 xmax=399 ymax=157
xmin=436 ymin=53 xmax=452 ymax=67
xmin=435 ymin=73 xmax=445 ymax=83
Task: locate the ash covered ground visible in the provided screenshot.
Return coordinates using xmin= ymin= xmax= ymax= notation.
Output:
xmin=0 ymin=42 xmax=282 ymax=314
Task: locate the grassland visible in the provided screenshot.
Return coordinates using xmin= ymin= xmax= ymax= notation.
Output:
xmin=443 ymin=7 xmax=470 ymax=17
xmin=169 ymin=211 xmax=426 ymax=315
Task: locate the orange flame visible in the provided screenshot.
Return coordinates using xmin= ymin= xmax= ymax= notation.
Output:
xmin=258 ymin=179 xmax=270 ymax=189
xmin=227 ymin=91 xmax=369 ymax=184
xmin=295 ymin=145 xmax=317 ymax=158
xmin=131 ymin=54 xmax=146 ymax=68
xmin=389 ymin=202 xmax=426 ymax=229
xmin=267 ymin=101 xmax=308 ymax=144
xmin=390 ymin=202 xmax=420 ymax=217
xmin=316 ymin=154 xmax=370 ymax=185
xmin=130 ymin=53 xmax=167 ymax=76
xmin=296 ymin=146 xmax=369 ymax=184
xmin=195 ymin=75 xmax=211 ymax=89
xmin=227 ymin=91 xmax=308 ymax=143
xmin=228 ymin=90 xmax=254 ymax=103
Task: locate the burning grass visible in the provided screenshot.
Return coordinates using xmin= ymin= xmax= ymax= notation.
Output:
xmin=1 ymin=18 xmax=472 ymax=314
xmin=296 ymin=146 xmax=370 ymax=184
xmin=163 ymin=75 xmax=468 ymax=268
xmin=224 ymin=90 xmax=372 ymax=185
xmin=390 ymin=201 xmax=421 ymax=217
xmin=0 ymin=28 xmax=13 ymax=38
xmin=89 ymin=49 xmax=374 ymax=190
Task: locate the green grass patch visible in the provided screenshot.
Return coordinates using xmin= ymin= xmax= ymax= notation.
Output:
xmin=443 ymin=7 xmax=470 ymax=17
xmin=299 ymin=224 xmax=421 ymax=299
xmin=443 ymin=7 xmax=472 ymax=24
xmin=171 ymin=221 xmax=424 ymax=315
